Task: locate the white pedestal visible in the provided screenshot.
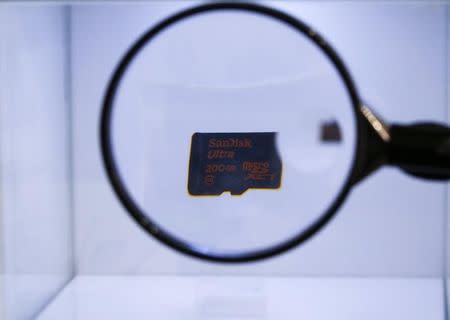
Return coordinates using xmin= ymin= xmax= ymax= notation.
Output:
xmin=37 ymin=276 xmax=444 ymax=320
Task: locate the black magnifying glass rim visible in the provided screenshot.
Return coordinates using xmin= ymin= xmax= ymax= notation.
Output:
xmin=100 ymin=2 xmax=364 ymax=263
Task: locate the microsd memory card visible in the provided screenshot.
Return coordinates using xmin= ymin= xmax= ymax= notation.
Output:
xmin=188 ymin=132 xmax=282 ymax=196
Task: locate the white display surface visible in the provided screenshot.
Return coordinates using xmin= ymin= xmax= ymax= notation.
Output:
xmin=37 ymin=276 xmax=444 ymax=320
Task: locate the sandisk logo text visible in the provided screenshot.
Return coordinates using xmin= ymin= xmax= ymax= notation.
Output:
xmin=208 ymin=138 xmax=252 ymax=148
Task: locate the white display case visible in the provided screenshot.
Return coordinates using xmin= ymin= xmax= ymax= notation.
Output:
xmin=0 ymin=1 xmax=448 ymax=319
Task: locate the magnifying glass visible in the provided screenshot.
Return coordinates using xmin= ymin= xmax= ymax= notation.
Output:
xmin=100 ymin=2 xmax=450 ymax=263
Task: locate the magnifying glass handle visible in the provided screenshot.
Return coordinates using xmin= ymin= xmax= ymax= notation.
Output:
xmin=388 ymin=123 xmax=450 ymax=180
xmin=355 ymin=104 xmax=450 ymax=183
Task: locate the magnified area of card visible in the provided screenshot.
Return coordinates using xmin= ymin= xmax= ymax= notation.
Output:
xmin=188 ymin=132 xmax=282 ymax=195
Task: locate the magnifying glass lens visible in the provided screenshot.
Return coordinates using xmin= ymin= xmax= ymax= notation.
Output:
xmin=109 ymin=9 xmax=357 ymax=256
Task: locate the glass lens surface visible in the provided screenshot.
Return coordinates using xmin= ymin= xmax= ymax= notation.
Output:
xmin=110 ymin=9 xmax=357 ymax=254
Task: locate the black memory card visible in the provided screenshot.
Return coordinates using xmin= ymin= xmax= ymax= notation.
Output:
xmin=188 ymin=132 xmax=282 ymax=195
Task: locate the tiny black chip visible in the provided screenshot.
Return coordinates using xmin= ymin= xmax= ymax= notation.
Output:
xmin=188 ymin=132 xmax=282 ymax=196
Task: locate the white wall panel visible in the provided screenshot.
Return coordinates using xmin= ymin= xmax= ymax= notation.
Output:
xmin=0 ymin=5 xmax=73 ymax=319
xmin=72 ymin=2 xmax=447 ymax=276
